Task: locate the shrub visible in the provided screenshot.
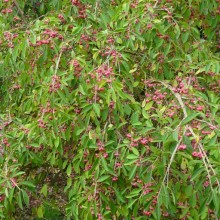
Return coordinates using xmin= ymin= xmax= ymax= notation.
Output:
xmin=0 ymin=0 xmax=220 ymax=219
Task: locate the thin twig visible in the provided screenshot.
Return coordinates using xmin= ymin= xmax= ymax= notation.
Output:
xmin=157 ymin=127 xmax=187 ymax=200
xmin=195 ymin=119 xmax=218 ymax=129
xmin=54 ymin=51 xmax=63 ymax=76
xmin=153 ymin=79 xmax=220 ymax=201
xmin=14 ymin=0 xmax=24 ymax=18
xmin=10 ymin=178 xmax=21 ymax=190
xmin=158 ymin=80 xmax=219 ymax=184
xmin=188 ymin=126 xmax=220 ymax=188
xmin=153 ymin=0 xmax=159 ymax=8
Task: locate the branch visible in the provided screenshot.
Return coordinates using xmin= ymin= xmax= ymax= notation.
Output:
xmin=14 ymin=0 xmax=24 ymax=18
xmin=153 ymin=79 xmax=220 ymax=201
xmin=157 ymin=127 xmax=187 ymax=201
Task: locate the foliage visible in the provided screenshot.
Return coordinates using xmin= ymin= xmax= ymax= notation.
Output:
xmin=0 ymin=0 xmax=220 ymax=219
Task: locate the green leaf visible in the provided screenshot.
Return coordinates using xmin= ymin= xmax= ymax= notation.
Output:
xmin=17 ymin=191 xmax=23 ymax=210
xmin=12 ymin=171 xmax=25 ymax=178
xmin=22 ymin=190 xmax=29 ymax=206
xmin=101 ymin=157 xmax=109 ymax=172
xmin=131 ymin=112 xmax=140 ymax=125
xmin=30 ymin=143 xmax=39 ymax=148
xmin=76 ymin=128 xmax=84 ymax=136
xmin=129 ymin=165 xmax=137 ymax=180
xmin=127 ymin=154 xmax=139 ymax=160
xmin=181 ymin=113 xmax=199 ymax=125
xmin=214 ymin=61 xmax=219 ymax=74
xmin=79 ymin=85 xmax=86 ymax=95
xmin=126 ymin=189 xmax=141 ymax=198
xmin=133 ymin=82 xmax=139 ymax=87
xmin=20 ymin=181 xmax=35 ymax=188
xmin=93 ymin=103 xmax=100 ymax=118
xmin=155 ymin=204 xmax=161 ymax=219
xmin=161 ymin=184 xmax=170 ymax=208
xmin=40 ymin=184 xmax=48 ymax=197
xmin=114 ymin=188 xmax=125 ymax=203
xmin=175 ymin=24 xmax=180 ymax=39
xmin=37 ymin=206 xmax=44 ymax=218
xmin=191 ymin=167 xmax=204 ymax=181
xmin=66 ymin=164 xmax=72 ymax=176
xmin=212 ymin=190 xmax=220 ymax=213
xmin=120 ymin=206 xmax=129 ymax=216
xmin=127 ymin=199 xmax=138 ymax=208
xmin=55 ymin=137 xmax=59 ymax=148
xmin=189 ymin=192 xmax=197 ymax=207
xmin=97 ymin=175 xmax=110 ymax=182
xmin=181 ymin=32 xmax=189 ymax=43
xmin=131 ymin=147 xmax=139 ymax=156
xmin=145 ymin=101 xmax=153 ymax=110
xmin=172 ymin=130 xmax=179 ymax=142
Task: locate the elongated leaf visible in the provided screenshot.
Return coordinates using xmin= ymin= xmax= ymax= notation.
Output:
xmin=181 ymin=113 xmax=199 ymax=125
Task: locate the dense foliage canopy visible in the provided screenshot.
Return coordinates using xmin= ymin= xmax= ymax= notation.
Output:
xmin=0 ymin=0 xmax=220 ymax=219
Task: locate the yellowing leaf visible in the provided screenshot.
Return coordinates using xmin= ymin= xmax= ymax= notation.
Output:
xmin=40 ymin=184 xmax=48 ymax=197
xmin=145 ymin=101 xmax=153 ymax=110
